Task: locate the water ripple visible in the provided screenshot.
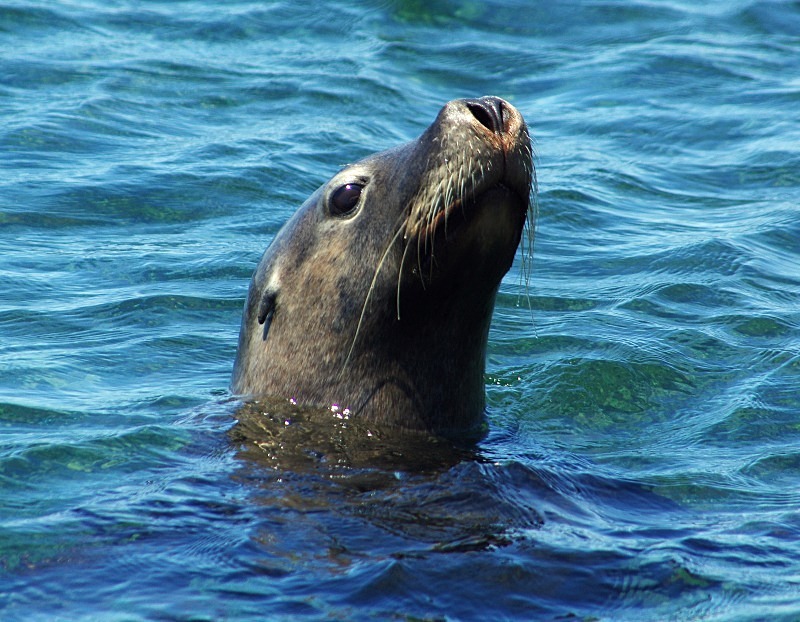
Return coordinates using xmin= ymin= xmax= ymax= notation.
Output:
xmin=2 ymin=0 xmax=800 ymax=620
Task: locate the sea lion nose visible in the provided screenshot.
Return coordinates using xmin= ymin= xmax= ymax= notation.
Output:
xmin=464 ymin=96 xmax=506 ymax=134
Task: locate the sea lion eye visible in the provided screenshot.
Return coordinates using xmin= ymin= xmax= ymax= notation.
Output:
xmin=330 ymin=183 xmax=363 ymax=217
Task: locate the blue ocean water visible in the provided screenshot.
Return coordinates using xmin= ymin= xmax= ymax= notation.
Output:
xmin=2 ymin=0 xmax=800 ymax=619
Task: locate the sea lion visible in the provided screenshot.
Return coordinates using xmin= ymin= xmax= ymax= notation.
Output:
xmin=232 ymin=96 xmax=534 ymax=439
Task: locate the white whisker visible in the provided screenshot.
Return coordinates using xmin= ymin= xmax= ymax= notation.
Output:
xmin=341 ymin=217 xmax=407 ymax=374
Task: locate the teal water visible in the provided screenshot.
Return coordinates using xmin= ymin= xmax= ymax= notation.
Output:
xmin=2 ymin=1 xmax=800 ymax=620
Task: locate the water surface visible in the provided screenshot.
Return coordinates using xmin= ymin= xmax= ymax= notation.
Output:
xmin=2 ymin=1 xmax=800 ymax=620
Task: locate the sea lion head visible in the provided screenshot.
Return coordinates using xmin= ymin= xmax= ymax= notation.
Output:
xmin=232 ymin=96 xmax=534 ymax=439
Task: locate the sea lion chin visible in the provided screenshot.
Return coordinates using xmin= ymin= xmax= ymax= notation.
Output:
xmin=231 ymin=96 xmax=534 ymax=440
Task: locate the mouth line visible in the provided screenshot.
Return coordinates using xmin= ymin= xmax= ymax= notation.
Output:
xmin=412 ymin=180 xmax=526 ymax=247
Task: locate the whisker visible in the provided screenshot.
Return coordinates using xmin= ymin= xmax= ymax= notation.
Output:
xmin=397 ymin=233 xmax=415 ymax=320
xmin=341 ymin=216 xmax=407 ymax=374
xmin=518 ymin=142 xmax=539 ymax=327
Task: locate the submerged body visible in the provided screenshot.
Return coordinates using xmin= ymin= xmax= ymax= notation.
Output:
xmin=232 ymin=96 xmax=533 ymax=438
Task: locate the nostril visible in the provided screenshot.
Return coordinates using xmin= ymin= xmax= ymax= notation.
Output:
xmin=464 ymin=97 xmax=505 ymax=133
xmin=466 ymin=102 xmax=495 ymax=132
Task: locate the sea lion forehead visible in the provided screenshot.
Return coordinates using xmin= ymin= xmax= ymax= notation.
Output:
xmin=335 ymin=142 xmax=417 ymax=187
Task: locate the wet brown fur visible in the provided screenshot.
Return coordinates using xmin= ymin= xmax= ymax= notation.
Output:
xmin=232 ymin=97 xmax=534 ymax=439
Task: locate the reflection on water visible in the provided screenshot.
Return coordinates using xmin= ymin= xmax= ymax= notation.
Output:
xmin=232 ymin=398 xmax=476 ymax=474
xmin=232 ymin=399 xmax=523 ymax=553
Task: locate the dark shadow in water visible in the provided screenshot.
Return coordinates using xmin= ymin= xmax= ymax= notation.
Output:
xmin=229 ymin=399 xmax=682 ymax=564
xmin=229 ymin=399 xmax=542 ymax=555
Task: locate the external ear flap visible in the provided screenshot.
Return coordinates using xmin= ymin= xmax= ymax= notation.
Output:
xmin=257 ymin=289 xmax=277 ymax=341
